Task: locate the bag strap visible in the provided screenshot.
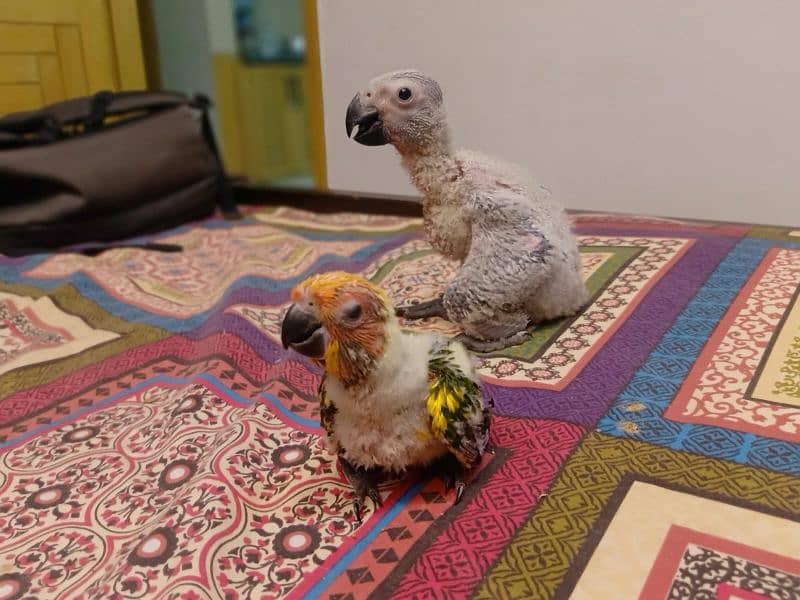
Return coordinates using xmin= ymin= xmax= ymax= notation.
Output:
xmin=0 ymin=90 xmax=190 ymax=134
xmin=83 ymin=91 xmax=114 ymax=133
xmin=193 ymin=93 xmax=240 ymax=219
xmin=2 ymin=242 xmax=184 ymax=258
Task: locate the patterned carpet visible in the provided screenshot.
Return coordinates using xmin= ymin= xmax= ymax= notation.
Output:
xmin=0 ymin=205 xmax=798 ymax=599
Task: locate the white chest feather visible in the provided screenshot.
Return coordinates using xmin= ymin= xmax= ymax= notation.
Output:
xmin=324 ymin=328 xmax=449 ymax=472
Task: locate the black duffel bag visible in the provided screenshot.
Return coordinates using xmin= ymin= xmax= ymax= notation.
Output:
xmin=0 ymin=90 xmax=238 ymax=256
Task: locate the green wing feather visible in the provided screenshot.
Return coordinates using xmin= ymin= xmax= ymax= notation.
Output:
xmin=425 ymin=343 xmax=490 ymax=468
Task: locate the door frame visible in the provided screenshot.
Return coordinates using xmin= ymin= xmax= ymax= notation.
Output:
xmin=303 ymin=0 xmax=327 ymax=189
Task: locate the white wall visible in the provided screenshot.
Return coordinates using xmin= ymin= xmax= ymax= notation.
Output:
xmin=204 ymin=0 xmax=237 ymax=55
xmin=318 ymin=0 xmax=800 ymax=225
xmin=152 ymin=0 xmax=217 ymax=121
xmin=252 ymin=1 xmax=304 ymax=41
xmin=152 ymin=0 xmax=238 ymax=155
xmin=152 ymin=0 xmax=216 ymax=99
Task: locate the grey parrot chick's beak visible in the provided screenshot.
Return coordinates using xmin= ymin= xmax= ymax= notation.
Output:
xmin=281 ymin=304 xmax=328 ymax=359
xmin=346 ymin=94 xmax=388 ymax=146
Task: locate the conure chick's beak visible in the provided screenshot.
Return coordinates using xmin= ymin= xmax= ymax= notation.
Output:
xmin=345 ymin=94 xmax=388 ymax=146
xmin=280 ymin=304 xmax=328 ymax=359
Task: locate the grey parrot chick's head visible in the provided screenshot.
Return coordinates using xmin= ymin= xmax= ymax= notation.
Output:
xmin=346 ymin=70 xmax=447 ymax=151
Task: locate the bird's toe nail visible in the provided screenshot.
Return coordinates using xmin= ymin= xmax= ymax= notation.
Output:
xmin=369 ymin=490 xmax=382 ymax=507
xmin=454 ymin=482 xmax=466 ymax=504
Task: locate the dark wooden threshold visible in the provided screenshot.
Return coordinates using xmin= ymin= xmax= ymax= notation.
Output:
xmin=232 ymin=183 xmax=792 ymax=229
xmin=233 ymin=183 xmax=424 ymax=218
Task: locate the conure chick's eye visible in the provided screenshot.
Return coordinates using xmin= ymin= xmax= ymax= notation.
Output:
xmin=398 ymin=87 xmax=412 ymax=101
xmin=343 ymin=302 xmax=363 ymax=320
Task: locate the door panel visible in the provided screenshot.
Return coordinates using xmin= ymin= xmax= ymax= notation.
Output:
xmin=0 ymin=55 xmax=39 ymax=83
xmin=233 ymin=63 xmax=312 ymax=183
xmin=0 ymin=0 xmax=145 ymax=115
xmin=0 ymin=23 xmax=57 ymax=54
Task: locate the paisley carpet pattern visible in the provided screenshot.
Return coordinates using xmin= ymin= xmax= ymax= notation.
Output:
xmin=0 ymin=204 xmax=798 ymax=599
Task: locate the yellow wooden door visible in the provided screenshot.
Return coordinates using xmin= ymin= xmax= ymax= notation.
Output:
xmin=0 ymin=0 xmax=145 ymax=116
xmin=234 ymin=63 xmax=312 ymax=183
xmin=210 ymin=0 xmax=325 ymax=187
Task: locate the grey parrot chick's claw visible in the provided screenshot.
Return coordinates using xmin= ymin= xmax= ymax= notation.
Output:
xmin=346 ymin=70 xmax=587 ymax=351
xmin=394 ymin=295 xmax=447 ymax=320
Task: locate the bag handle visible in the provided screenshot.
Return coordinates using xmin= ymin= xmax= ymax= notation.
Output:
xmin=0 ymin=90 xmax=192 ymax=134
xmin=83 ymin=91 xmax=114 ymax=132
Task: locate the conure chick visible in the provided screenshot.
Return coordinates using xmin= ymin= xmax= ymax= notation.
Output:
xmin=345 ymin=70 xmax=587 ymax=352
xmin=280 ymin=271 xmax=491 ymax=522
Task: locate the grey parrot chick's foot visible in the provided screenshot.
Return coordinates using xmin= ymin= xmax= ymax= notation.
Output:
xmin=339 ymin=457 xmax=382 ymax=523
xmin=454 ymin=329 xmax=532 ymax=353
xmin=395 ymin=295 xmax=447 ymax=320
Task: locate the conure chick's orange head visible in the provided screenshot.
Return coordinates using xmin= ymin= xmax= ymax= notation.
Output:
xmin=280 ymin=271 xmax=393 ymax=385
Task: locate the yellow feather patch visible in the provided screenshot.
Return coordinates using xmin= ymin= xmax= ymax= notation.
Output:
xmin=293 ymin=271 xmax=391 ymax=312
xmin=445 ymin=388 xmax=463 ymax=412
xmin=433 ymin=413 xmax=447 ymax=435
xmin=294 ymin=271 xmax=353 ymax=301
xmin=426 ymin=385 xmax=442 ymax=414
xmin=324 ymin=340 xmax=341 ymax=378
xmin=427 ymin=384 xmax=449 ymax=436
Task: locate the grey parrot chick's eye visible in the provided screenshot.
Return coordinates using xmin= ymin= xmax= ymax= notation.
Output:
xmin=398 ymin=87 xmax=412 ymax=101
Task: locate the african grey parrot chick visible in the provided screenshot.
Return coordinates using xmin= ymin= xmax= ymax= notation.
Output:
xmin=345 ymin=70 xmax=587 ymax=352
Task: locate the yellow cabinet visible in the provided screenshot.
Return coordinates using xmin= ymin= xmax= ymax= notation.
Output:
xmin=235 ymin=63 xmax=311 ymax=183
xmin=213 ymin=59 xmax=313 ymax=185
xmin=0 ymin=0 xmax=145 ymax=115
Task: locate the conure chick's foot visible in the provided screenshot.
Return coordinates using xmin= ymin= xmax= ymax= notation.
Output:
xmin=395 ymin=295 xmax=447 ymax=320
xmin=339 ymin=457 xmax=382 ymax=523
xmin=432 ymin=454 xmax=467 ymax=504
